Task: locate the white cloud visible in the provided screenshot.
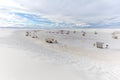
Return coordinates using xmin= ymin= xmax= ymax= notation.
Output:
xmin=41 ymin=14 xmax=88 ymax=26
xmin=15 ymin=0 xmax=120 ymax=27
xmin=0 ymin=10 xmax=31 ymax=27
xmin=16 ymin=0 xmax=120 ymax=17
xmin=0 ymin=0 xmax=25 ymax=10
xmin=0 ymin=0 xmax=120 ymax=28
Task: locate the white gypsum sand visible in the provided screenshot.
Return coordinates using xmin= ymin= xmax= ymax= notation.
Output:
xmin=1 ymin=29 xmax=120 ymax=80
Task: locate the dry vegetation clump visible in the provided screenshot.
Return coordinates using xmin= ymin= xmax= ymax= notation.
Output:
xmin=94 ymin=31 xmax=98 ymax=35
xmin=93 ymin=43 xmax=96 ymax=47
xmin=45 ymin=38 xmax=58 ymax=44
xmin=26 ymin=32 xmax=29 ymax=36
xmin=112 ymin=31 xmax=120 ymax=39
xmin=82 ymin=32 xmax=86 ymax=36
xmin=25 ymin=31 xmax=39 ymax=39
xmin=93 ymin=42 xmax=109 ymax=49
xmin=112 ymin=36 xmax=118 ymax=39
xmin=73 ymin=31 xmax=76 ymax=34
xmin=96 ymin=42 xmax=104 ymax=49
xmin=81 ymin=31 xmax=86 ymax=36
xmin=105 ymin=44 xmax=108 ymax=48
xmin=32 ymin=35 xmax=38 ymax=38
xmin=66 ymin=31 xmax=70 ymax=35
xmin=60 ymin=30 xmax=64 ymax=34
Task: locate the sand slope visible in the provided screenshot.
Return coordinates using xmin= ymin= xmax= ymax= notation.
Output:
xmin=1 ymin=29 xmax=120 ymax=80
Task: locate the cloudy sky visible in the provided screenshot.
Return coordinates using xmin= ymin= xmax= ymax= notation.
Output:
xmin=0 ymin=0 xmax=120 ymax=28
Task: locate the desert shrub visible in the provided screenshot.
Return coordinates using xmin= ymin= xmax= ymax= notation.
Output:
xmin=82 ymin=32 xmax=86 ymax=36
xmin=60 ymin=30 xmax=64 ymax=34
xmin=81 ymin=31 xmax=86 ymax=36
xmin=54 ymin=40 xmax=58 ymax=43
xmin=94 ymin=31 xmax=97 ymax=35
xmin=45 ymin=38 xmax=58 ymax=44
xmin=32 ymin=36 xmax=35 ymax=38
xmin=106 ymin=44 xmax=108 ymax=48
xmin=82 ymin=33 xmax=85 ymax=36
xmin=66 ymin=31 xmax=70 ymax=35
xmin=73 ymin=31 xmax=76 ymax=33
xmin=112 ymin=36 xmax=118 ymax=39
xmin=93 ymin=43 xmax=96 ymax=47
xmin=26 ymin=32 xmax=29 ymax=36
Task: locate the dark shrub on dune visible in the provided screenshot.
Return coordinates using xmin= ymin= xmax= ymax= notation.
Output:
xmin=73 ymin=31 xmax=76 ymax=33
xmin=112 ymin=36 xmax=118 ymax=39
xmin=45 ymin=38 xmax=58 ymax=44
xmin=60 ymin=30 xmax=64 ymax=34
xmin=26 ymin=32 xmax=29 ymax=36
xmin=66 ymin=31 xmax=70 ymax=35
xmin=94 ymin=31 xmax=97 ymax=35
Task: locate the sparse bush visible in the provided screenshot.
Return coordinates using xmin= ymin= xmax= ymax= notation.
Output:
xmin=60 ymin=30 xmax=64 ymax=34
xmin=54 ymin=40 xmax=58 ymax=43
xmin=82 ymin=31 xmax=86 ymax=36
xmin=45 ymin=38 xmax=58 ymax=44
xmin=93 ymin=43 xmax=96 ymax=47
xmin=94 ymin=31 xmax=97 ymax=35
xmin=82 ymin=33 xmax=85 ymax=36
xmin=82 ymin=32 xmax=86 ymax=36
xmin=66 ymin=31 xmax=70 ymax=35
xmin=73 ymin=31 xmax=76 ymax=33
xmin=112 ymin=36 xmax=118 ymax=39
xmin=106 ymin=44 xmax=108 ymax=48
xmin=96 ymin=42 xmax=104 ymax=49
xmin=26 ymin=32 xmax=29 ymax=36
xmin=32 ymin=36 xmax=35 ymax=38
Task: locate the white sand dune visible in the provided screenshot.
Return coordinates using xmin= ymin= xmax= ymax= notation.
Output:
xmin=1 ymin=29 xmax=120 ymax=80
